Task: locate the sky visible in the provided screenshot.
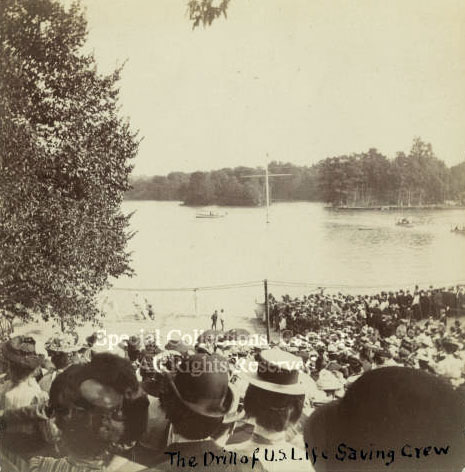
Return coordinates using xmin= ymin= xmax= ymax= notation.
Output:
xmin=80 ymin=0 xmax=465 ymax=176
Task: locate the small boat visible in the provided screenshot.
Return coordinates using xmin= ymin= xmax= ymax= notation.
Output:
xmin=196 ymin=210 xmax=226 ymax=219
xmin=451 ymin=226 xmax=465 ymax=234
xmin=396 ymin=217 xmax=414 ymax=227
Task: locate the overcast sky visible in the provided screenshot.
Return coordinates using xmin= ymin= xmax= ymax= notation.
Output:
xmin=81 ymin=0 xmax=465 ymax=176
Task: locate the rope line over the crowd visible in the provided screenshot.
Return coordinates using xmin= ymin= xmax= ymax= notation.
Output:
xmin=110 ymin=280 xmax=264 ymax=293
xmin=109 ymin=279 xmax=465 ymax=293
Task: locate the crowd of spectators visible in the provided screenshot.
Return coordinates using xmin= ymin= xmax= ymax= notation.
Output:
xmin=0 ymin=285 xmax=464 ymax=471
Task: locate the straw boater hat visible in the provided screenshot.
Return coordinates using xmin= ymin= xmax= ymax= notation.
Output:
xmin=247 ymin=348 xmax=306 ymax=396
xmin=2 ymin=335 xmax=44 ymax=369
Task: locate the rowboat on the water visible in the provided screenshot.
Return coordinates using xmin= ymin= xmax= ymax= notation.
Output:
xmin=196 ymin=210 xmax=226 ymax=219
xmin=396 ymin=217 xmax=414 ymax=228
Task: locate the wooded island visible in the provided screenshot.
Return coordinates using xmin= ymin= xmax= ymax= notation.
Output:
xmin=126 ymin=139 xmax=465 ymax=207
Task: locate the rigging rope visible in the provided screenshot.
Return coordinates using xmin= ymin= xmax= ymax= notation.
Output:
xmin=109 ymin=279 xmax=465 ymax=293
xmin=110 ymin=280 xmax=263 ymax=293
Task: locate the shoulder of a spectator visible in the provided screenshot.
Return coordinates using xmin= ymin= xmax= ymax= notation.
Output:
xmin=3 ymin=401 xmax=49 ymax=423
xmin=108 ymin=455 xmax=147 ymax=472
xmin=28 ymin=456 xmax=47 ymax=471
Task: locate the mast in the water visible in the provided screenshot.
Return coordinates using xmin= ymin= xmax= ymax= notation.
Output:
xmin=243 ymin=158 xmax=292 ymax=223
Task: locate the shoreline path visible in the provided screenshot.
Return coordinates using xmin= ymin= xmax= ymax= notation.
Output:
xmin=12 ymin=308 xmax=277 ymax=354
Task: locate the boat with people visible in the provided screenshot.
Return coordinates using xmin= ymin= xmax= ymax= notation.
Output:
xmin=396 ymin=217 xmax=414 ymax=227
xmin=196 ymin=210 xmax=226 ymax=219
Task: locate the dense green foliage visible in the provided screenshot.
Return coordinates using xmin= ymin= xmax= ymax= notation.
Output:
xmin=319 ymin=139 xmax=454 ymax=206
xmin=127 ymin=139 xmax=465 ymax=207
xmin=126 ymin=163 xmax=320 ymax=206
xmin=187 ymin=0 xmax=231 ymax=29
xmin=0 ymin=0 xmax=138 ymax=330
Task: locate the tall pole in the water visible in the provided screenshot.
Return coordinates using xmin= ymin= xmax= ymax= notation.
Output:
xmin=265 ymin=166 xmax=270 ymax=224
xmin=240 ymin=161 xmax=291 ymax=224
xmin=264 ymin=279 xmax=270 ymax=343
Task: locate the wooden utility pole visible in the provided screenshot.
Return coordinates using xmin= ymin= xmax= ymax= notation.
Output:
xmin=264 ymin=279 xmax=270 ymax=343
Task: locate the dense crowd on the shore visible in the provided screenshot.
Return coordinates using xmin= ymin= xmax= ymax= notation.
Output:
xmin=267 ymin=285 xmax=465 ymax=389
xmin=0 ymin=285 xmax=465 ymax=471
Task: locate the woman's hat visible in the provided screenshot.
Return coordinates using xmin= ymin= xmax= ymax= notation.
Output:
xmin=247 ymin=348 xmax=306 ymax=396
xmin=2 ymin=335 xmax=44 ymax=369
xmin=45 ymin=333 xmax=80 ymax=354
xmin=196 ymin=342 xmax=214 ymax=355
xmin=164 ymin=337 xmax=194 ymax=355
xmin=168 ymin=353 xmax=238 ymax=421
xmin=316 ymin=370 xmax=343 ymax=392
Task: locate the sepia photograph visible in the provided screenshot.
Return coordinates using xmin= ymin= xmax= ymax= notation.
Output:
xmin=1 ymin=0 xmax=465 ymax=470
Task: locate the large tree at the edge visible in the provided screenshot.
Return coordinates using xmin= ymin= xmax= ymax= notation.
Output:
xmin=0 ymin=0 xmax=139 ymax=331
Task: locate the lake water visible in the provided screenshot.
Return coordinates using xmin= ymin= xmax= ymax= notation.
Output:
xmin=107 ymin=201 xmax=465 ymax=317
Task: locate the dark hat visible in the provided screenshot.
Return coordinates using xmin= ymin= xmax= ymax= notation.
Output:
xmin=401 ymin=339 xmax=414 ymax=351
xmin=247 ymin=348 xmax=305 ymax=395
xmin=85 ymin=332 xmax=99 ymax=347
xmin=165 ymin=338 xmax=193 ymax=355
xmin=2 ymin=336 xmax=44 ymax=369
xmin=442 ymin=338 xmax=459 ymax=352
xmin=168 ymin=353 xmax=237 ymax=420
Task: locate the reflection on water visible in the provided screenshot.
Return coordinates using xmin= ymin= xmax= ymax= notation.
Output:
xmin=107 ymin=201 xmax=465 ymax=315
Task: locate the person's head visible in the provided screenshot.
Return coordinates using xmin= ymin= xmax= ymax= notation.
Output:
xmin=2 ymin=336 xmax=43 ymax=384
xmin=304 ymin=367 xmax=465 ymax=471
xmin=50 ymin=351 xmax=74 ymax=370
xmin=50 ymin=354 xmax=147 ymax=459
xmin=244 ymin=348 xmax=305 ymax=433
xmin=45 ymin=333 xmax=82 ymax=370
xmin=244 ymin=384 xmax=304 ymax=433
xmin=160 ymin=353 xmax=238 ymax=441
xmin=125 ymin=335 xmax=142 ymax=362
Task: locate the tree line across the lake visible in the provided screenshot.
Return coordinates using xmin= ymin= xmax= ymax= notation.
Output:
xmin=126 ymin=138 xmax=465 ymax=207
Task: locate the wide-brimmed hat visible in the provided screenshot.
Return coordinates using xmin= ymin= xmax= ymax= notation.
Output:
xmin=196 ymin=342 xmax=214 ymax=355
xmin=45 ymin=333 xmax=80 ymax=354
xmin=316 ymin=369 xmax=343 ymax=392
xmin=247 ymin=348 xmax=306 ymax=396
xmin=2 ymin=336 xmax=44 ymax=369
xmin=442 ymin=338 xmax=459 ymax=352
xmin=165 ymin=337 xmax=194 ymax=355
xmin=168 ymin=353 xmax=238 ymax=420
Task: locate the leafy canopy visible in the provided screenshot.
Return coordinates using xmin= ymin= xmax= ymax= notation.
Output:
xmin=187 ymin=0 xmax=231 ymax=29
xmin=0 ymin=0 xmax=139 ymax=331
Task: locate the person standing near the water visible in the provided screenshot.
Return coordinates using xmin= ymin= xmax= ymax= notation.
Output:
xmin=219 ymin=309 xmax=225 ymax=331
xmin=146 ymin=300 xmax=155 ymax=321
xmin=211 ymin=310 xmax=218 ymax=330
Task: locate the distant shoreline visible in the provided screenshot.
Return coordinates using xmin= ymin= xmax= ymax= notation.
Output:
xmin=123 ymin=199 xmax=465 ymax=211
xmin=327 ymin=205 xmax=465 ymax=211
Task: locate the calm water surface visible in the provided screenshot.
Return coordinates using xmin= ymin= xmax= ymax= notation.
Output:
xmin=108 ymin=201 xmax=465 ymax=316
